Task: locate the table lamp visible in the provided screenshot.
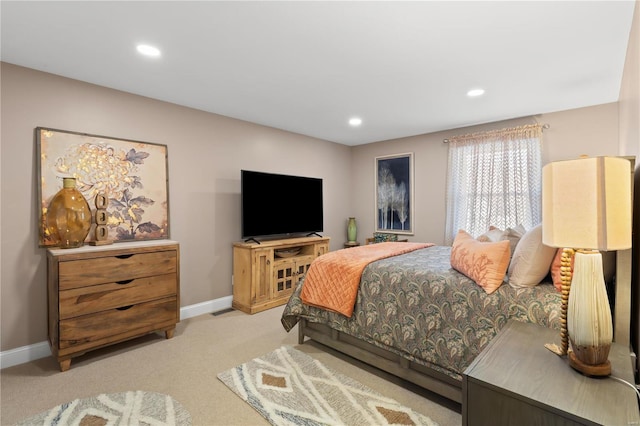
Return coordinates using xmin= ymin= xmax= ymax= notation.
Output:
xmin=542 ymin=156 xmax=631 ymax=376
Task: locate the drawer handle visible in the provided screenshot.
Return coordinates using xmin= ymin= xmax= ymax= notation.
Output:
xmin=115 ymin=279 xmax=134 ymax=285
xmin=116 ymin=254 xmax=134 ymax=259
xmin=116 ymin=305 xmax=134 ymax=311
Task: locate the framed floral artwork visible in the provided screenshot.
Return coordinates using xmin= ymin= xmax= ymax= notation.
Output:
xmin=375 ymin=152 xmax=414 ymax=235
xmin=37 ymin=127 xmax=170 ymax=247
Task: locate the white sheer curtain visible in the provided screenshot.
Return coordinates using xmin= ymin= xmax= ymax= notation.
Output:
xmin=444 ymin=124 xmax=543 ymax=244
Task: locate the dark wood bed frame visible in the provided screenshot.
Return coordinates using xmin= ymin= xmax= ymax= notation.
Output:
xmin=298 ymin=318 xmax=465 ymax=402
xmin=298 ymin=157 xmax=637 ymax=404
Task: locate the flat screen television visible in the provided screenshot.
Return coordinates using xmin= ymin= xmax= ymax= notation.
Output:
xmin=241 ymin=170 xmax=323 ymax=240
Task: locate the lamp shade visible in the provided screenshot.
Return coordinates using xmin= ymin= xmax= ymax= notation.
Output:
xmin=542 ymin=156 xmax=631 ymax=251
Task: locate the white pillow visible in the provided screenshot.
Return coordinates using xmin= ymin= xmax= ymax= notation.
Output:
xmin=501 ymin=224 xmax=526 ymax=258
xmin=477 ymin=226 xmax=504 ymax=242
xmin=507 ymin=224 xmax=556 ymax=288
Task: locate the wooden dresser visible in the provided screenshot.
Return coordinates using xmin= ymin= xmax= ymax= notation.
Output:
xmin=232 ymin=236 xmax=330 ymax=314
xmin=47 ymin=240 xmax=180 ymax=371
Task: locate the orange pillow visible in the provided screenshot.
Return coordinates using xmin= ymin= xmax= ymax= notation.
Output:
xmin=551 ymin=248 xmax=575 ymax=292
xmin=451 ymin=230 xmax=511 ymax=294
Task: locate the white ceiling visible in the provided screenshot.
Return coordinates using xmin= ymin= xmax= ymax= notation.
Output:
xmin=1 ymin=1 xmax=635 ymax=146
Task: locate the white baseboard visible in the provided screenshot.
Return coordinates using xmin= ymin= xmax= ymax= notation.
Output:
xmin=0 ymin=296 xmax=233 ymax=370
xmin=0 ymin=341 xmax=52 ymax=370
xmin=180 ymin=295 xmax=233 ymax=320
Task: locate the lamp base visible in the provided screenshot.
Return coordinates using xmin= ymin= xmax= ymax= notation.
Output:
xmin=568 ymin=351 xmax=611 ymax=377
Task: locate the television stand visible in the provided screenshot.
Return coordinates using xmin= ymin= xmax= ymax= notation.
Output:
xmin=232 ymin=236 xmax=330 ymax=314
xmin=306 ymin=232 xmax=322 ymax=238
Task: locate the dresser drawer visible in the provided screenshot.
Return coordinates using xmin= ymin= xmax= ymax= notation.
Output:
xmin=59 ymin=273 xmax=176 ymax=319
xmin=59 ymin=250 xmax=177 ymax=290
xmin=59 ymin=297 xmax=177 ymax=349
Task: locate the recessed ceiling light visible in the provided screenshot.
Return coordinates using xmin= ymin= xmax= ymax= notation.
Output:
xmin=137 ymin=44 xmax=161 ymax=57
xmin=467 ymin=88 xmax=485 ymax=97
xmin=349 ymin=117 xmax=362 ymax=127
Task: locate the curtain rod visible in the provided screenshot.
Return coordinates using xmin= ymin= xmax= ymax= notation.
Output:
xmin=443 ymin=123 xmax=550 ymax=143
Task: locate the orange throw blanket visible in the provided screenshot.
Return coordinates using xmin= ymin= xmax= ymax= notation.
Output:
xmin=300 ymin=242 xmax=434 ymax=317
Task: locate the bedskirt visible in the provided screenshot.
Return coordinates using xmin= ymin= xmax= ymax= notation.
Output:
xmin=282 ymin=245 xmax=562 ymax=382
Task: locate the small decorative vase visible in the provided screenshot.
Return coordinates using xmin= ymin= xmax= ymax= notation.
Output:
xmin=46 ymin=177 xmax=92 ymax=248
xmin=347 ymin=217 xmax=357 ymax=243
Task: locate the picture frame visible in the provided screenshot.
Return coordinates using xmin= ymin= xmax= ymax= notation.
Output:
xmin=375 ymin=152 xmax=414 ymax=235
xmin=36 ymin=127 xmax=170 ymax=247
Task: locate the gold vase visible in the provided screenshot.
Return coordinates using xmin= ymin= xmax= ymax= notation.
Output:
xmin=46 ymin=177 xmax=91 ymax=248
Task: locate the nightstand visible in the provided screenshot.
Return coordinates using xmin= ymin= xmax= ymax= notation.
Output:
xmin=463 ymin=320 xmax=640 ymax=426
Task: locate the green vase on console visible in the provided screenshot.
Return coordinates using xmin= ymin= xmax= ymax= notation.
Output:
xmin=347 ymin=217 xmax=357 ymax=243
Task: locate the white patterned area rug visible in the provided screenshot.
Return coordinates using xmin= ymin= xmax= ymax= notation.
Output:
xmin=217 ymin=345 xmax=439 ymax=426
xmin=15 ymin=390 xmax=191 ymax=426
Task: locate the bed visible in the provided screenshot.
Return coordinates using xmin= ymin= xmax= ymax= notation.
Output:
xmin=281 ymin=234 xmax=616 ymax=404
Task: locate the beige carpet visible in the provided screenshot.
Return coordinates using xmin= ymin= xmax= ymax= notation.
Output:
xmin=218 ymin=346 xmax=439 ymax=426
xmin=15 ymin=390 xmax=191 ymax=425
xmin=1 ymin=307 xmax=461 ymax=425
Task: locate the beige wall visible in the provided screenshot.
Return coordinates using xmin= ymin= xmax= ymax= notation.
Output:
xmin=0 ymin=63 xmax=352 ymax=351
xmin=0 ymin=60 xmax=626 ymax=356
xmin=619 ymin=0 xmax=640 ymax=158
xmin=351 ymin=103 xmax=621 ymax=246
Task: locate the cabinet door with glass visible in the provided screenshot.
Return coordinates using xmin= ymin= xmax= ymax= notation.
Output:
xmin=272 ymin=255 xmax=314 ymax=299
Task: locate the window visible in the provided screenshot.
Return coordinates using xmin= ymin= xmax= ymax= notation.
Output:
xmin=444 ymin=124 xmax=543 ymax=244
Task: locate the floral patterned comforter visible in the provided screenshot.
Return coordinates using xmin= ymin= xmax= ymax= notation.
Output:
xmin=282 ymin=245 xmax=561 ymax=381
